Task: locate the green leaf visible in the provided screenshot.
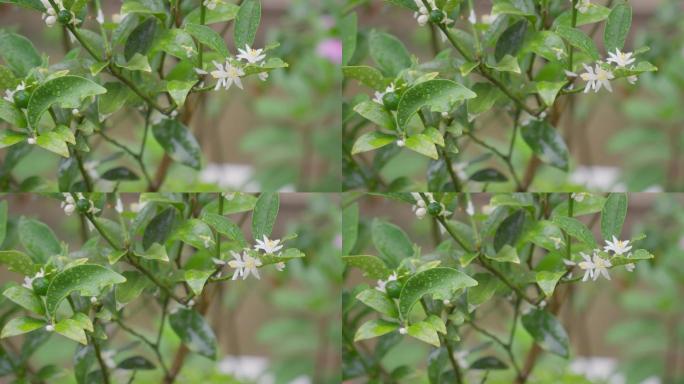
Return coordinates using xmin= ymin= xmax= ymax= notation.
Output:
xmin=552 ymin=216 xmax=597 ymax=248
xmin=3 ymin=285 xmax=44 ymax=315
xmin=0 ymin=200 xmax=7 ymax=246
xmin=471 ymin=356 xmax=508 ymax=370
xmin=122 ymin=0 xmax=166 ymax=19
xmin=0 ymin=250 xmax=37 ymax=275
xmin=470 ymin=168 xmax=508 ymax=183
xmin=488 ymin=54 xmax=521 ymax=74
xmin=522 ymin=31 xmax=565 ymax=63
xmin=368 ymin=30 xmax=411 ymax=77
xmin=521 ymin=308 xmax=570 ymax=357
xmin=495 ymin=20 xmax=528 ymax=61
xmin=54 ymin=318 xmax=87 ymax=345
xmin=0 ymin=317 xmax=45 ymax=338
xmin=399 ymin=267 xmax=478 ymax=319
xmin=487 ymin=244 xmax=520 ymax=264
xmin=535 ymin=271 xmax=565 ymax=297
xmin=353 ymin=100 xmax=395 ymax=130
xmin=405 ymin=134 xmax=438 ymax=160
xmin=467 ymin=273 xmax=500 ymax=309
xmin=0 ymin=98 xmax=27 ymax=128
xmin=124 ymin=17 xmax=158 ymax=60
xmin=234 ymin=0 xmax=261 ymax=50
xmin=0 ymin=130 xmax=27 ymax=149
xmin=117 ymin=53 xmax=151 ymax=72
xmin=258 ymin=247 xmax=304 ymax=266
xmin=98 ymin=82 xmax=132 ymax=115
xmin=0 ymin=31 xmax=41 ymax=77
xmin=185 ymin=23 xmax=229 ymax=57
xmin=27 ymin=76 xmax=107 ymax=128
xmin=252 ymin=193 xmax=279 ymax=240
xmin=201 ymin=213 xmax=247 ymax=247
xmin=74 ymin=345 xmax=95 ymax=384
xmin=36 ymin=130 xmax=69 ymax=158
xmin=523 ymin=220 xmax=565 ymax=251
xmin=18 ymin=217 xmax=61 ymax=263
xmin=554 ymin=25 xmax=599 ymax=61
xmin=340 ymin=12 xmax=357 ymax=66
xmin=536 ymin=81 xmax=566 ymax=107
xmin=116 ymin=271 xmax=151 ymax=304
xmin=521 ymin=119 xmax=569 ymax=171
xmin=611 ymin=249 xmax=653 ymax=266
xmin=154 ymin=29 xmax=197 ymax=60
xmin=342 ymin=66 xmax=387 ymax=90
xmin=407 ymin=320 xmax=440 ymax=347
xmin=152 ymin=118 xmax=202 ymax=170
xmin=372 ymin=219 xmax=413 ymax=269
xmin=46 ymin=265 xmax=126 ymax=318
xmin=71 ymin=313 xmax=93 ymax=333
xmin=397 ymin=79 xmax=476 ymax=130
xmin=601 ymin=193 xmax=627 ymax=240
xmin=166 ymin=80 xmax=195 ymax=108
xmin=118 ymin=356 xmax=155 ymax=370
xmin=185 ymin=3 xmax=239 ymax=24
xmin=101 ymin=166 xmax=140 ymax=181
xmin=172 ymin=219 xmax=214 ymax=250
xmin=184 ymin=270 xmax=213 ymax=296
xmin=169 ymin=308 xmax=217 ymax=359
xmin=354 ymin=319 xmax=399 ymax=342
xmin=494 ymin=210 xmax=525 ymax=252
xmin=143 ymin=207 xmax=177 ymax=250
xmin=341 ymin=255 xmax=391 ymax=280
xmin=342 ymin=203 xmax=359 ymax=256
xmin=0 ymin=0 xmax=46 ymax=11
xmin=492 ymin=0 xmax=536 ymax=19
xmin=604 ymin=2 xmax=631 ymax=53
xmin=356 ymin=289 xmax=398 ymax=318
xmin=351 ymin=131 xmax=396 ymax=155
xmin=553 ymin=5 xmax=610 ymax=27
xmin=135 ymin=243 xmax=169 ymax=261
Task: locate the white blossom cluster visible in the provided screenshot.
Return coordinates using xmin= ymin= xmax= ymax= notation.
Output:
xmin=213 ymin=236 xmax=285 ymax=280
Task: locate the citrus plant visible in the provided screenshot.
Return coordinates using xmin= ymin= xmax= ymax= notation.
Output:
xmin=342 ymin=192 xmax=654 ymax=383
xmin=342 ymin=0 xmax=657 ymax=191
xmin=0 ymin=192 xmax=305 ymax=383
xmin=0 ymin=0 xmax=287 ymax=191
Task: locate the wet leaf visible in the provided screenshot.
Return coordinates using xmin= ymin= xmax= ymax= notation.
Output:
xmin=169 ymin=308 xmax=217 ymax=359
xmin=152 ymin=118 xmax=202 ymax=170
xmin=399 ymin=267 xmax=477 ymax=318
xmin=234 ymin=0 xmax=261 ymax=50
xmin=521 ymin=308 xmax=569 ymax=357
xmin=27 ymin=76 xmax=106 ymax=128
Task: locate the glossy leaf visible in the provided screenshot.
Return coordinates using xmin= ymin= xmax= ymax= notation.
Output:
xmin=536 ymin=270 xmax=565 ymax=297
xmin=118 ymin=356 xmax=155 ymax=370
xmin=342 ymin=203 xmax=359 ymax=255
xmin=143 ymin=208 xmax=176 ymax=250
xmin=471 ymin=356 xmax=508 ymax=370
xmin=405 ymin=134 xmax=438 ymax=160
xmin=0 ymin=250 xmax=37 ymax=275
xmin=354 ymin=319 xmax=399 ymax=342
xmin=124 ymin=17 xmax=158 ymax=60
xmin=184 ymin=270 xmax=213 ymax=296
xmin=488 ymin=244 xmax=520 ymax=264
xmin=169 ymin=308 xmax=217 ymax=359
xmin=351 ymin=131 xmax=396 ymax=155
xmin=521 ymin=119 xmax=569 ymax=171
xmin=3 ymin=285 xmax=44 ymax=315
xmin=185 ymin=23 xmax=229 ymax=57
xmin=368 ymin=30 xmax=411 ymax=76
xmin=601 ymin=193 xmax=627 ymax=240
xmin=0 ymin=98 xmax=27 ymax=128
xmin=116 ymin=271 xmax=151 ymax=304
xmin=399 ymin=267 xmax=478 ymax=318
xmin=554 ymin=25 xmax=599 ymax=61
xmin=397 ymin=79 xmax=476 ymax=130
xmin=166 ymin=80 xmax=196 ymax=107
xmin=353 ymin=100 xmax=395 ymax=130
xmin=172 ymin=219 xmax=214 ymax=250
xmin=521 ymin=308 xmax=570 ymax=357
xmin=407 ymin=320 xmax=440 ymax=347
xmin=185 ymin=3 xmax=239 ymax=24
xmin=18 ymin=217 xmax=61 ymax=263
xmin=46 ymin=265 xmax=126 ymax=318
xmin=372 ymin=219 xmax=413 ymax=268
xmin=201 ymin=213 xmax=247 ymax=247
xmin=536 ymin=81 xmax=566 ymax=107
xmin=152 ymin=118 xmax=202 ymax=170
xmin=101 ymin=166 xmax=140 ymax=181
xmin=494 ymin=210 xmax=525 ymax=252
xmin=234 ymin=0 xmax=261 ymax=50
xmin=0 ymin=317 xmax=45 ymax=338
xmin=552 ymin=216 xmax=597 ymax=248
xmin=135 ymin=243 xmax=169 ymax=261
xmin=495 ymin=20 xmax=528 ymax=61
xmin=54 ymin=318 xmax=87 ymax=345
xmin=252 ymin=193 xmax=279 ymax=240
xmin=356 ymin=289 xmax=398 ymax=318
xmin=604 ymin=2 xmax=631 ymax=53
xmin=340 ymin=12 xmax=357 ymax=66
xmin=470 ymin=168 xmax=508 ymax=183
xmin=342 ymin=66 xmax=386 ymax=90
xmin=27 ymin=76 xmax=106 ymax=128
xmin=0 ymin=31 xmax=41 ymax=77
xmin=341 ymin=255 xmax=391 ymax=280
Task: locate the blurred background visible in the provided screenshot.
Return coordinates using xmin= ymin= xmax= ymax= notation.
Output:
xmin=0 ymin=193 xmax=342 ymax=384
xmin=344 ymin=0 xmax=684 ymax=192
xmin=0 ymin=0 xmax=341 ymax=192
xmin=343 ymin=193 xmax=684 ymax=383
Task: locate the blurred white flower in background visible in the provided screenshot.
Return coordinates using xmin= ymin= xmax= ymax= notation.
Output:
xmin=217 ymin=356 xmax=311 ymax=384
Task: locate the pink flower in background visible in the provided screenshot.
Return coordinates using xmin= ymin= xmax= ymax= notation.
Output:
xmin=316 ymin=38 xmax=342 ymax=64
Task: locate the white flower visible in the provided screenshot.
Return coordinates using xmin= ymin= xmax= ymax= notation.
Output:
xmin=624 ymin=263 xmax=635 ymax=272
xmin=575 ymin=0 xmax=591 ymax=13
xmin=606 ymin=49 xmax=636 ymax=68
xmin=40 ymin=0 xmax=63 ymax=27
xmin=254 ymin=235 xmax=283 ymax=254
xmin=467 ymin=9 xmax=476 ymax=24
xmin=579 ymin=63 xmax=614 ymax=93
xmin=591 ymin=253 xmax=612 ymax=281
xmin=627 ymin=75 xmax=638 ymax=85
xmin=111 ymin=13 xmax=128 ymax=24
xmin=200 ymin=235 xmax=215 ymax=249
xmin=465 ymin=200 xmax=475 ymax=216
xmin=453 ymin=162 xmax=468 ymax=180
xmin=23 ymin=268 xmax=45 ymax=290
xmin=373 ymin=83 xmax=396 ymax=105
xmin=550 ymin=236 xmax=565 ymax=250
xmin=115 ymin=198 xmax=124 ymax=213
xmin=61 ymin=193 xmax=76 ymax=215
xmin=275 ymin=262 xmax=286 ymax=272
xmin=411 ymin=192 xmax=428 ymax=219
xmin=227 ymin=251 xmax=245 ymax=280
xmin=96 ymin=8 xmax=104 ymax=24
xmin=45 ymin=324 xmax=55 ymax=332
xmin=3 ymin=81 xmax=26 ymax=103
xmin=210 ymin=60 xmax=245 ymax=91
xmin=90 ymin=297 xmax=98 ymax=304
xmin=399 ymin=327 xmax=407 ymax=335
xmin=571 ymin=192 xmax=588 ymax=202
xmin=241 ymin=253 xmax=262 ymax=280
xmin=258 ymin=72 xmax=269 ymax=81
xmin=551 ymin=47 xmax=566 ymax=60
xmin=481 ymin=13 xmax=498 ymax=25
xmin=565 ymin=251 xmax=612 ymax=282
xmin=376 ymin=272 xmax=398 ymax=293
xmin=603 ymin=236 xmax=632 ymax=255
xmin=237 ymin=45 xmax=266 ymax=64
xmin=203 ymin=0 xmax=219 ymax=10
xmin=396 ymin=139 xmax=405 ymax=147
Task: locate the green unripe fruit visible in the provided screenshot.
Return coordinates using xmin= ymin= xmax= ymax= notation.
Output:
xmin=13 ymin=90 xmax=29 ymax=109
xmin=429 ymin=9 xmax=445 ymax=23
xmin=382 ymin=92 xmax=400 ymax=111
xmin=76 ymin=198 xmax=91 ymax=213
xmin=428 ymin=201 xmax=442 ymax=216
xmin=32 ymin=277 xmax=49 ymax=296
xmin=57 ymin=9 xmax=72 ymax=24
xmin=385 ymin=280 xmax=402 ymax=299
